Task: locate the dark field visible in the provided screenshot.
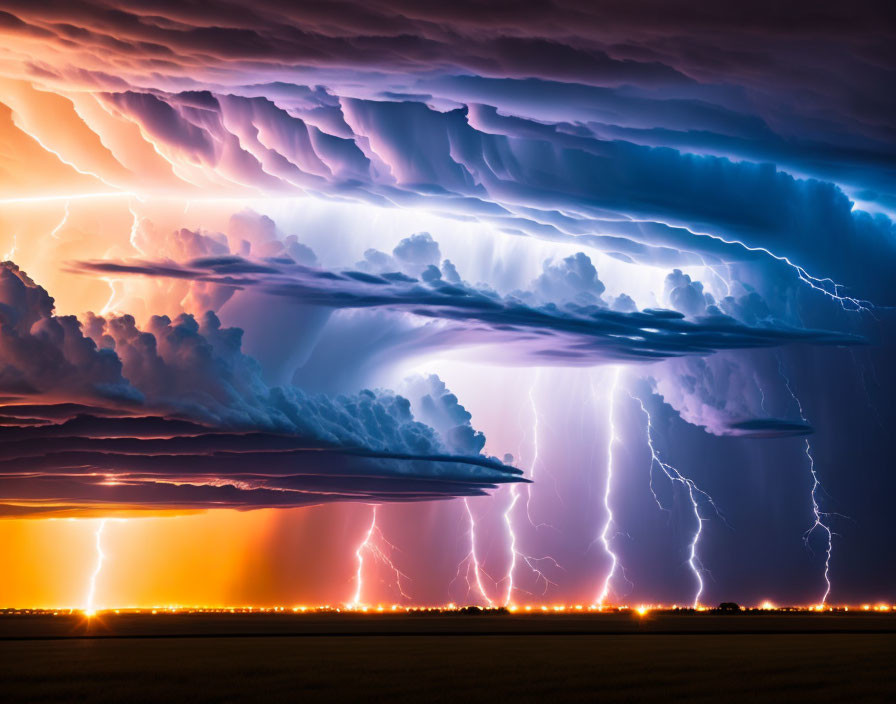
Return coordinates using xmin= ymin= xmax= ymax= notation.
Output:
xmin=1 ymin=612 xmax=894 ymax=702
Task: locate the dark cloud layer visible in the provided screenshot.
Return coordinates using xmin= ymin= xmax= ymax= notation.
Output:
xmin=726 ymin=418 xmax=814 ymax=439
xmin=40 ymin=88 xmax=896 ymax=304
xmin=2 ymin=1 xmax=895 ymax=306
xmin=2 ymin=1 xmax=893 ymax=135
xmin=0 ymin=262 xmax=519 ymax=517
xmin=73 ymin=252 xmax=862 ymax=363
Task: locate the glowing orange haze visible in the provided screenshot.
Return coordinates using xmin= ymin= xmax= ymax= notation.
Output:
xmin=0 ymin=189 xmax=506 ymax=609
xmin=0 ymin=506 xmax=381 ymax=608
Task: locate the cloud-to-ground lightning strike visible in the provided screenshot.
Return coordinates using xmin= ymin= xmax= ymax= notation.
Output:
xmin=629 ymin=392 xmax=725 ymax=608
xmin=349 ymin=505 xmax=411 ymax=608
xmin=500 ymin=372 xmax=563 ymax=605
xmin=452 ymin=498 xmax=495 ymax=606
xmin=350 ymin=507 xmax=376 ymax=608
xmin=2 ymin=0 xmax=895 ymax=631
xmin=501 ymin=484 xmax=562 ymax=606
xmin=777 ymin=358 xmax=834 ymax=606
xmin=502 ymin=485 xmax=521 ymax=605
xmin=596 ymin=368 xmax=622 ymax=608
xmin=84 ymin=519 xmax=107 ymax=617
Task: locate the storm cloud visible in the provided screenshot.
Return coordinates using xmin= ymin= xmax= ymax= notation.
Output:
xmin=72 ymin=251 xmax=861 ymax=363
xmin=0 ymin=262 xmax=519 ymax=517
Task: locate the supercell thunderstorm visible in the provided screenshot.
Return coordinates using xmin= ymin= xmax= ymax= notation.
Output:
xmin=0 ymin=1 xmax=894 ymax=609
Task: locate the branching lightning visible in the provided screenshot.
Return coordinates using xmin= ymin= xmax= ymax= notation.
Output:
xmin=503 ymin=485 xmax=521 ymax=605
xmin=349 ymin=505 xmax=410 ymax=608
xmin=498 ymin=371 xmax=564 ymax=606
xmin=84 ymin=518 xmax=107 ymax=617
xmin=452 ymin=497 xmax=495 ymax=606
xmin=777 ymin=357 xmax=835 ymax=605
xmin=629 ymin=392 xmax=726 ymax=608
xmin=501 ymin=483 xmax=562 ymax=606
xmin=677 ymin=222 xmax=875 ymax=311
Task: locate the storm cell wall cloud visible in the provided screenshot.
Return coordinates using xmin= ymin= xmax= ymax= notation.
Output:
xmin=0 ymin=1 xmax=894 ymax=609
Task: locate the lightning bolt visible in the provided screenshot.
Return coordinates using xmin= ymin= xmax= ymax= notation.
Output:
xmin=98 ymin=203 xmax=147 ymax=314
xmin=596 ymin=367 xmax=622 ymax=608
xmin=451 ymin=498 xmax=495 ymax=606
xmin=500 ymin=372 xmax=562 ymax=606
xmin=676 ymin=222 xmax=875 ymax=311
xmin=523 ymin=370 xmax=559 ymax=530
xmin=84 ymin=518 xmax=107 ymax=617
xmin=49 ymin=201 xmax=70 ymax=240
xmin=128 ymin=200 xmax=146 ymax=256
xmin=349 ymin=505 xmax=410 ymax=608
xmin=777 ymin=357 xmax=835 ymax=606
xmin=503 ymin=485 xmax=520 ymax=605
xmin=99 ymin=278 xmax=121 ymax=316
xmin=501 ymin=485 xmax=562 ymax=606
xmin=525 ymin=376 xmax=542 ymax=527
xmin=757 ymin=374 xmax=769 ymax=415
xmin=629 ymin=392 xmax=726 ymax=608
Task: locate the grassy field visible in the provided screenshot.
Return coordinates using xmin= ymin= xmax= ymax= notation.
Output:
xmin=1 ymin=613 xmax=894 ymax=702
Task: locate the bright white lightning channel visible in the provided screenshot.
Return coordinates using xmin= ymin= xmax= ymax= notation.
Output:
xmin=524 ymin=373 xmax=542 ymax=528
xmin=777 ymin=359 xmax=834 ymax=605
xmin=629 ymin=392 xmax=725 ymax=608
xmin=350 ymin=505 xmax=410 ymax=608
xmin=675 ymin=222 xmax=875 ymax=312
xmin=500 ymin=373 xmax=562 ymax=606
xmin=454 ymin=497 xmax=494 ymax=606
xmin=596 ymin=368 xmax=622 ymax=608
xmin=502 ymin=482 xmax=561 ymax=606
xmin=84 ymin=518 xmax=107 ymax=617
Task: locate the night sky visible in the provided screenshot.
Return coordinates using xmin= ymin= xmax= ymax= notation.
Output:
xmin=0 ymin=1 xmax=894 ymax=609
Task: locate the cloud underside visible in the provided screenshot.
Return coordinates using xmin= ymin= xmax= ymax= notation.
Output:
xmin=0 ymin=407 xmax=522 ymax=518
xmin=0 ymin=1 xmax=891 ymax=519
xmin=0 ymin=263 xmax=521 ymax=516
xmin=725 ymin=418 xmax=814 ymax=438
xmin=73 ymin=256 xmax=861 ymax=363
xmin=2 ymin=12 xmax=895 ymax=303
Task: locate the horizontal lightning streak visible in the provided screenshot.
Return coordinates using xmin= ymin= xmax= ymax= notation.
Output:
xmin=679 ymin=223 xmax=875 ymax=311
